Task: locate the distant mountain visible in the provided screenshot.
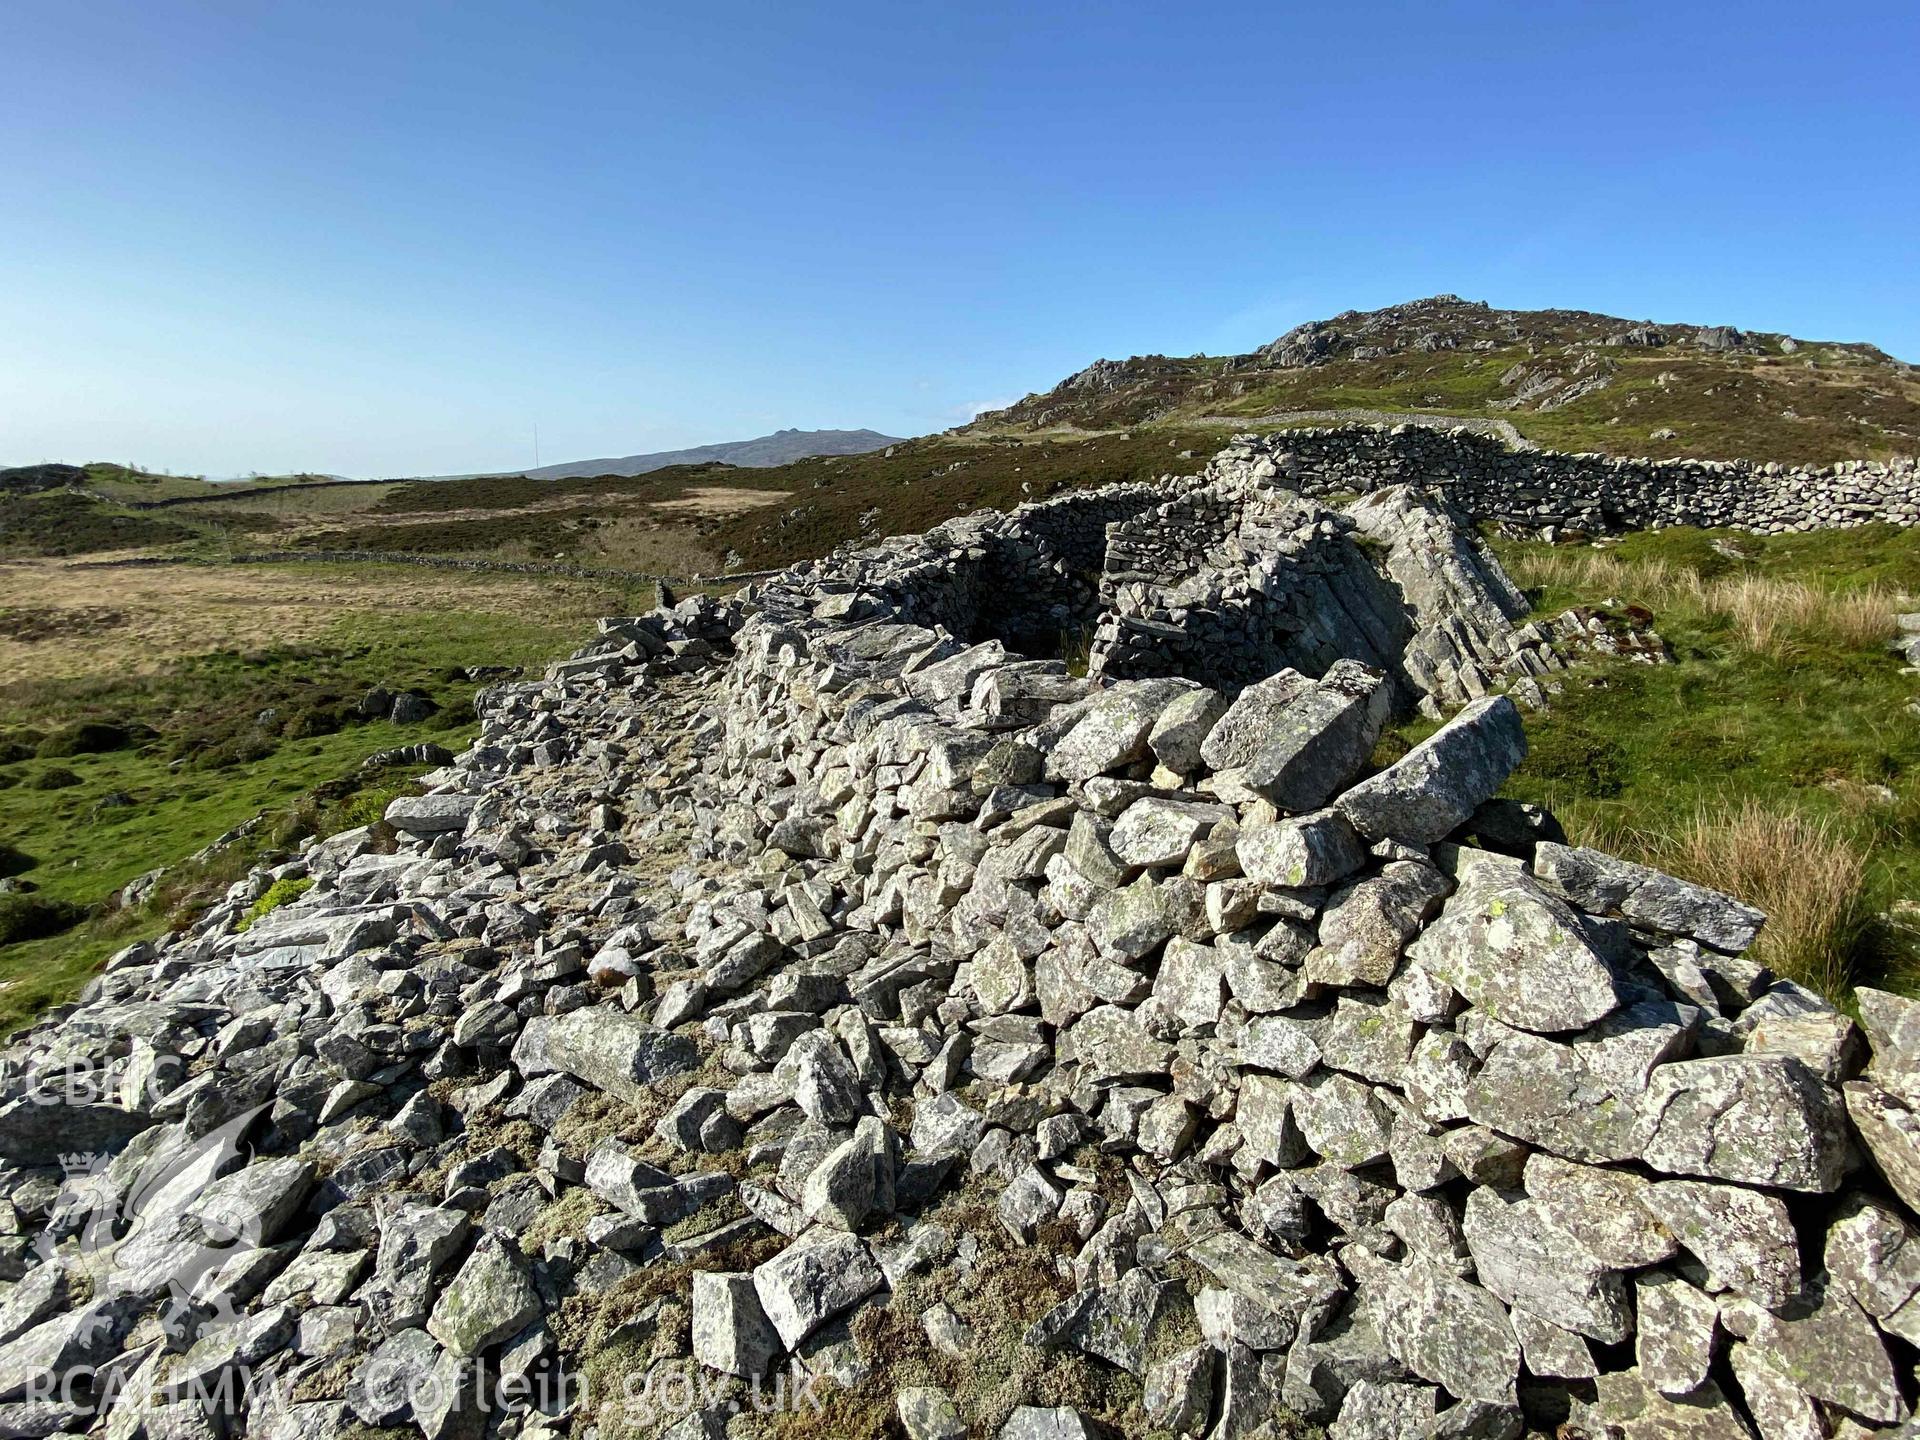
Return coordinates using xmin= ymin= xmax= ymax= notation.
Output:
xmin=511 ymin=428 xmax=904 ymax=481
xmin=965 ymin=295 xmax=1920 ymax=464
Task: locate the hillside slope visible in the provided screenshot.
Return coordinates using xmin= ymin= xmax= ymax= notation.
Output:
xmin=969 ymin=295 xmax=1920 ymax=464
xmin=497 ymin=426 xmax=904 ymax=481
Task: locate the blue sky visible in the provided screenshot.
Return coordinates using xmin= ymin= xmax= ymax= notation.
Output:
xmin=3 ymin=1 xmax=1916 ymax=478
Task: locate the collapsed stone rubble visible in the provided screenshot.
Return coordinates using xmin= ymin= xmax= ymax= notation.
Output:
xmin=0 ymin=459 xmax=1913 ymax=1440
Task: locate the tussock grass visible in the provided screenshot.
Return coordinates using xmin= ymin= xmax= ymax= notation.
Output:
xmin=1488 ymin=523 xmax=1920 ymax=1002
xmin=1509 ymin=547 xmax=1897 ymax=659
xmin=1656 ymin=800 xmax=1871 ymax=1000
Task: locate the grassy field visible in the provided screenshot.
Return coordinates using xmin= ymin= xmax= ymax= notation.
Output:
xmin=1483 ymin=523 xmax=1920 ymax=1002
xmin=0 ymin=561 xmax=664 ymax=1033
xmin=1 ymin=433 xmax=1227 ymax=578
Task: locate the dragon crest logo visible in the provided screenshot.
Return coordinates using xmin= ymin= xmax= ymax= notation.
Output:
xmin=36 ymin=1105 xmax=271 ymax=1341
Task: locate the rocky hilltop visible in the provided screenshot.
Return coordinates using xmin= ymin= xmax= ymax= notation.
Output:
xmin=6 ymin=438 xmax=1920 ymax=1440
xmin=972 ymin=296 xmax=1920 ymax=465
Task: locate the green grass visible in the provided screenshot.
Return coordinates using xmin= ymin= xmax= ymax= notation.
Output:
xmin=1485 ymin=523 xmax=1920 ymax=998
xmin=237 ymin=876 xmax=314 ymax=931
xmin=0 ymin=584 xmax=657 ymax=1033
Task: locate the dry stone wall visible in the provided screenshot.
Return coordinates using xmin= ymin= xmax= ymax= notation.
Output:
xmin=1211 ymin=424 xmax=1920 ymax=533
xmin=4 ymin=444 xmax=1920 ymax=1440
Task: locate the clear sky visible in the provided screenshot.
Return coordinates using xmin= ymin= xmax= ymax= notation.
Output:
xmin=4 ymin=2 xmax=1917 ymax=478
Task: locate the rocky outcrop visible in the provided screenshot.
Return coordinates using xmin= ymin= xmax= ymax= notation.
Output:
xmin=0 ymin=463 xmax=1911 ymax=1440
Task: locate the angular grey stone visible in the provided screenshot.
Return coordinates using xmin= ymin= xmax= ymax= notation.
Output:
xmin=541 ymin=1007 xmax=697 ymax=1107
xmin=0 ymin=1300 xmax=138 ymax=1402
xmin=1185 ymin=1231 xmax=1343 ymax=1338
xmin=1292 ymin=1072 xmax=1393 ymax=1168
xmin=1037 ymin=1267 xmax=1169 ymax=1375
xmin=1844 ymin=1079 xmax=1920 ymax=1211
xmin=1440 ymin=1126 xmax=1529 ymax=1189
xmin=1460 ymin=1188 xmax=1630 ymax=1344
xmin=1318 ymin=992 xmax=1418 ymax=1086
xmin=1137 ymin=1094 xmax=1197 ymax=1161
xmin=374 ymin=1203 xmax=471 ymax=1328
xmin=1308 ymin=861 xmax=1451 ymax=988
xmin=1857 ymin=986 xmax=1920 ymax=1106
xmin=1110 ymin=797 xmax=1233 ymax=868
xmin=384 ymin=793 xmax=480 ymax=834
xmin=1149 ymin=687 xmax=1228 ymax=775
xmin=972 ymin=737 xmax=1045 ymax=794
xmin=1383 ymin=1193 xmax=1469 ymax=1273
xmin=752 ymin=1230 xmax=885 ymax=1349
xmin=1337 ymin=696 xmax=1526 ymax=843
xmin=1153 ymin=936 xmax=1224 ymax=1030
xmin=1459 ymin=1029 xmax=1639 ymax=1163
xmin=1642 ymin=1179 xmax=1800 ymax=1308
xmin=971 ymin=936 xmax=1034 ymax=1015
xmin=1633 ymin=1269 xmax=1719 ymax=1396
xmin=0 ymin=1264 xmax=72 ymax=1348
xmin=1236 ymin=1072 xmax=1304 ymax=1168
xmin=1237 ymin=809 xmax=1366 ymax=889
xmin=1064 ymin=812 xmax=1128 ymax=889
xmin=1370 ymin=1263 xmax=1519 ymax=1407
xmin=1719 ymin=1283 xmax=1902 ymax=1425
xmin=802 ymin=1116 xmax=888 ymax=1231
xmin=997 ymin=1164 xmax=1063 ymax=1242
xmin=1532 ymin=842 xmax=1765 ymax=953
xmin=1725 ymin=1346 xmax=1821 ymax=1440
xmin=163 ymin=1302 xmax=297 ymax=1399
xmin=692 ymin=1272 xmax=782 ymax=1377
xmin=1421 ymin=1400 xmax=1524 ymax=1439
xmin=1195 ymin=1285 xmax=1295 ymax=1350
xmin=1825 ymin=1194 xmax=1920 ymax=1343
xmin=897 ymin=1386 xmax=966 ymax=1440
xmin=1236 ymin=1014 xmax=1321 ymax=1078
xmin=1506 ymin=1307 xmax=1594 ymax=1380
xmin=997 ymin=1408 xmax=1102 ymax=1440
xmin=0 ymin=1098 xmax=150 ymax=1167
xmin=1586 ymin=1371 xmax=1754 ymax=1440
xmin=1144 ymin=1343 xmax=1214 ymax=1436
xmin=1201 ymin=670 xmax=1314 ymax=772
xmin=1062 ymin=1004 xmax=1173 ymax=1083
xmin=426 ymin=1236 xmax=540 ymax=1356
xmin=910 ymin=1092 xmax=986 ymax=1158
xmin=1637 ymin=1055 xmax=1846 ymax=1192
xmin=706 ymin=931 xmax=785 ymax=992
xmin=1521 ymin=1153 xmax=1675 ymax=1269
xmin=350 ymin=1328 xmax=441 ymax=1425
xmin=656 ymin=1088 xmax=740 ymax=1154
xmin=1741 ymin=1006 xmax=1859 ymax=1085
xmin=1086 ymin=875 xmax=1173 ymax=961
xmin=1331 ymin=1379 xmax=1439 ymax=1440
xmin=1409 ymin=865 xmax=1618 ymax=1033
xmin=785 ymin=1030 xmax=865 ymax=1126
xmin=1046 ymin=680 xmax=1193 ymax=783
xmin=412 ymin=1345 xmax=484 ymax=1440
xmin=1242 ymin=660 xmax=1392 ymax=813
xmin=185 ymin=1156 xmax=314 ymax=1247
